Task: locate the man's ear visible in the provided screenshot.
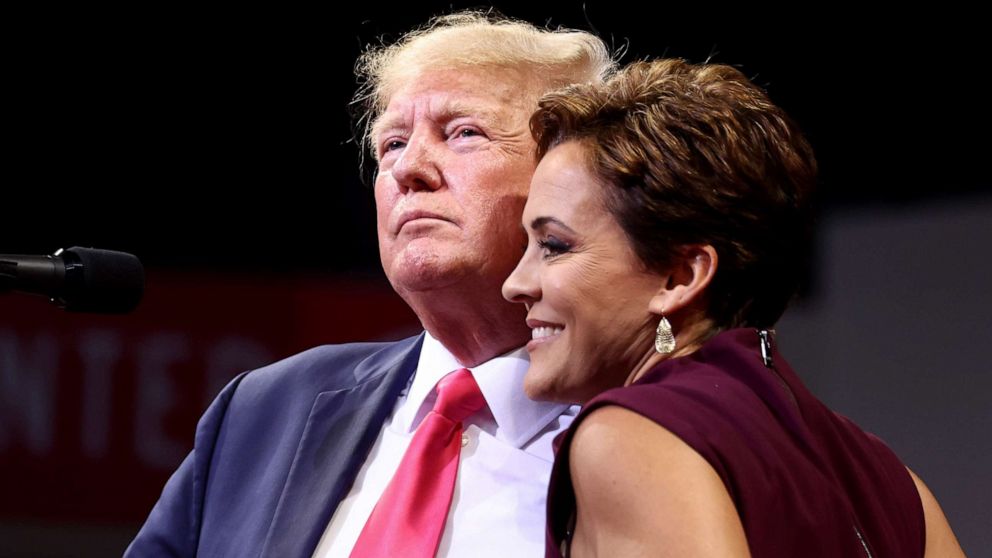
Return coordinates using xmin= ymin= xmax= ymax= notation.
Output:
xmin=647 ymin=245 xmax=718 ymax=316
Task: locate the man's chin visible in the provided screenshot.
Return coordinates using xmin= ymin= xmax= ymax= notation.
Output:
xmin=386 ymin=258 xmax=467 ymax=294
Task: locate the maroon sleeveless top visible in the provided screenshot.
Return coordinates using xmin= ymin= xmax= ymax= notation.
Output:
xmin=546 ymin=328 xmax=925 ymax=557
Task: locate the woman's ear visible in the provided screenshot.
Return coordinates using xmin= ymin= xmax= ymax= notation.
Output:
xmin=648 ymin=245 xmax=718 ymax=316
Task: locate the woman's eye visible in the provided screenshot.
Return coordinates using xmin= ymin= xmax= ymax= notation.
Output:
xmin=538 ymin=236 xmax=571 ymax=259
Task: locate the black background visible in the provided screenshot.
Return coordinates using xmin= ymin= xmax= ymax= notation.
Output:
xmin=4 ymin=3 xmax=987 ymax=271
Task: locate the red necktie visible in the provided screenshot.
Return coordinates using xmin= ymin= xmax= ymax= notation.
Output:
xmin=350 ymin=368 xmax=485 ymax=558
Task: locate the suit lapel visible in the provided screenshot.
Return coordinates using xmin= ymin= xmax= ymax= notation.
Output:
xmin=260 ymin=335 xmax=424 ymax=558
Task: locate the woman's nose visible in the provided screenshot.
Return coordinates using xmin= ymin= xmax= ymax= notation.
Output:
xmin=502 ymin=252 xmax=540 ymax=306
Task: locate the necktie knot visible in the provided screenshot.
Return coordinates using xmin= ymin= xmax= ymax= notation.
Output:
xmin=434 ymin=368 xmax=485 ymax=424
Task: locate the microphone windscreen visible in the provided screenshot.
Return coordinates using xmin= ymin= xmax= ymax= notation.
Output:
xmin=61 ymin=246 xmax=144 ymax=313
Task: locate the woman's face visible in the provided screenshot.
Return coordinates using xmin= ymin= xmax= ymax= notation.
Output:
xmin=502 ymin=141 xmax=668 ymax=403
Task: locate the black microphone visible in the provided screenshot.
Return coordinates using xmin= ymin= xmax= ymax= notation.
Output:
xmin=0 ymin=246 xmax=144 ymax=313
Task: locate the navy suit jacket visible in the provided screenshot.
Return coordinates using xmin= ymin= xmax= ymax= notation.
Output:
xmin=125 ymin=334 xmax=425 ymax=557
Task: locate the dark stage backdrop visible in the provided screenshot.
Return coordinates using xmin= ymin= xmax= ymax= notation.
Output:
xmin=1 ymin=3 xmax=988 ymax=556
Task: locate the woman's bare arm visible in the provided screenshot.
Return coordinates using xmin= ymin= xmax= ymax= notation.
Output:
xmin=908 ymin=469 xmax=966 ymax=557
xmin=568 ymin=405 xmax=750 ymax=557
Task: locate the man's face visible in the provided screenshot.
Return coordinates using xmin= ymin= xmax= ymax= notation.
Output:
xmin=372 ymin=67 xmax=538 ymax=296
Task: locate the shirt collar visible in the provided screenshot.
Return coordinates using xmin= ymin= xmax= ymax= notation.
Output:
xmin=397 ymin=331 xmax=571 ymax=449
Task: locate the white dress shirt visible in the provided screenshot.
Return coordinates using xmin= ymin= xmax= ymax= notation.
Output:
xmin=312 ymin=332 xmax=577 ymax=557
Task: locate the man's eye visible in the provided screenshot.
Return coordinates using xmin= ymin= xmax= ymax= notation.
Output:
xmin=383 ymin=139 xmax=405 ymax=152
xmin=451 ymin=127 xmax=483 ymax=140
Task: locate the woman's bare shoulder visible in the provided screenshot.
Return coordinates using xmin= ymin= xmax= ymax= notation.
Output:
xmin=567 ymin=405 xmax=750 ymax=557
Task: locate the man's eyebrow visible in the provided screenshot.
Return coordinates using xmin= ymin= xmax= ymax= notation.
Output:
xmin=371 ymin=116 xmax=403 ymax=144
xmin=530 ymin=216 xmax=576 ymax=234
xmin=443 ymin=102 xmax=501 ymax=128
xmin=371 ymin=102 xmax=503 ymax=141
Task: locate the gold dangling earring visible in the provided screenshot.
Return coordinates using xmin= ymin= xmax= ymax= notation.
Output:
xmin=655 ymin=315 xmax=676 ymax=355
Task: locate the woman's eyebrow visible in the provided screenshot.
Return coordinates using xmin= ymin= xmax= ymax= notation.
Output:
xmin=530 ymin=216 xmax=576 ymax=234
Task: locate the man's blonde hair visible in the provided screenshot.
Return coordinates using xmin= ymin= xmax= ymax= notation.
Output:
xmin=352 ymin=10 xmax=615 ymax=170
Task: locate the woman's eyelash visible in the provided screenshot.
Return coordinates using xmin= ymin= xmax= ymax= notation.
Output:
xmin=537 ymin=236 xmax=571 ymax=258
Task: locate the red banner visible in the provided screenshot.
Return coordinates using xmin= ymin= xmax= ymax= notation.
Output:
xmin=0 ymin=271 xmax=420 ymax=522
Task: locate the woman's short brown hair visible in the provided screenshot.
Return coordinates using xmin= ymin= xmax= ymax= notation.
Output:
xmin=531 ymin=59 xmax=818 ymax=329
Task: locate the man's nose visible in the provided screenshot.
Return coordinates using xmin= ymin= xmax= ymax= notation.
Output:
xmin=391 ymin=132 xmax=443 ymax=193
